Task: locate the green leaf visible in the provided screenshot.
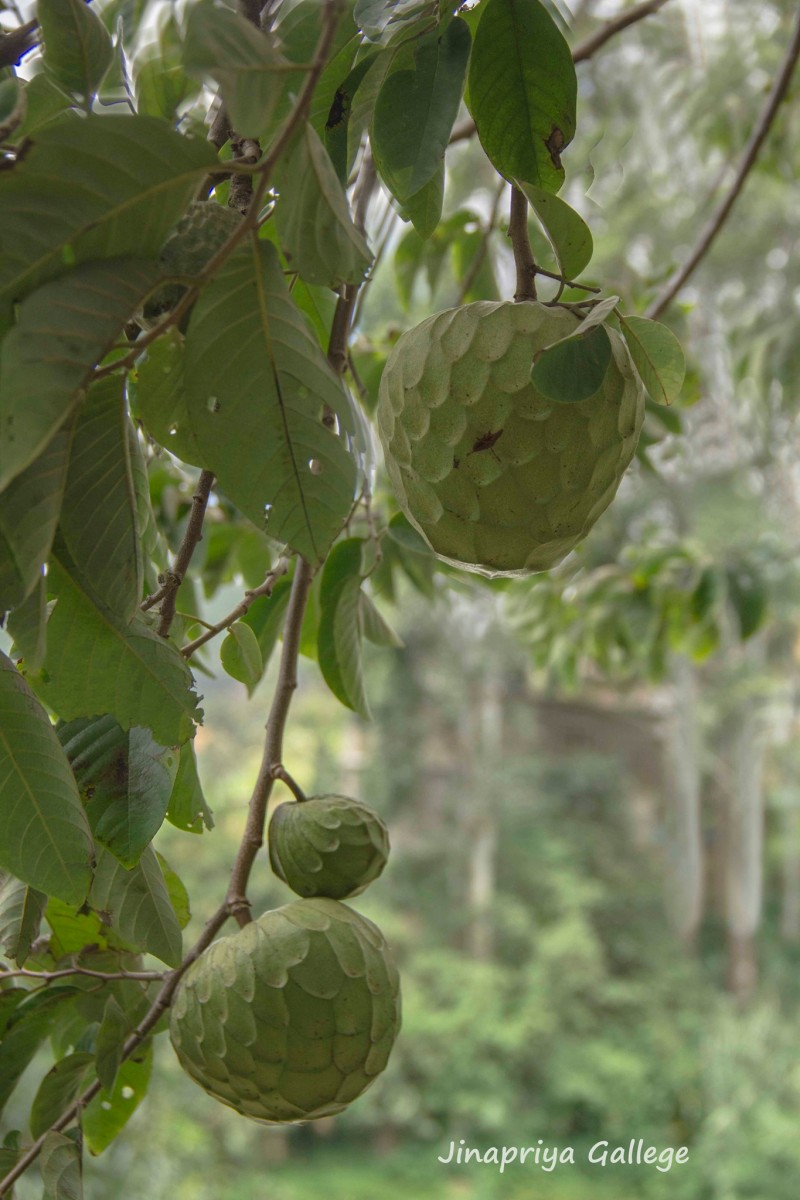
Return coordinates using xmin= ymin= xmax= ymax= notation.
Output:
xmin=0 ymin=113 xmax=215 ymax=317
xmin=618 ymin=315 xmax=686 ymax=406
xmin=56 ymin=377 xmax=143 ymax=621
xmin=57 ymin=716 xmax=177 ymax=868
xmin=0 ymin=1130 xmax=21 ymax=1181
xmin=133 ymin=14 xmax=195 ymax=120
xmin=371 ymin=19 xmax=470 ymax=203
xmin=156 ymin=852 xmax=191 ymax=930
xmin=517 ymin=182 xmax=593 ymax=279
xmin=532 ymin=323 xmax=612 ymax=404
xmin=0 ymin=258 xmax=160 ymax=491
xmin=40 ymin=1129 xmax=83 ymax=1200
xmin=0 ymin=423 xmax=74 ymax=613
xmin=0 ymin=652 xmax=93 ymax=905
xmin=30 ymin=1051 xmax=94 ymax=1139
xmin=467 ymin=0 xmax=576 ymax=192
xmin=727 ymin=565 xmax=767 ymax=640
xmin=0 ymin=874 xmax=47 ymax=966
xmin=34 ymin=562 xmax=200 ymax=746
xmin=220 ymin=622 xmax=263 ymax=692
xmin=10 ymin=72 xmax=73 ymax=142
xmin=94 ymin=996 xmax=127 ymax=1092
xmin=183 ymin=0 xmax=286 ymax=139
xmin=89 ymin=845 xmax=182 ymax=967
xmin=323 ymin=51 xmax=380 ymax=183
xmin=359 ymin=591 xmax=403 ymax=648
xmin=183 ymin=240 xmax=359 ymax=564
xmin=45 ymin=898 xmax=123 ymax=959
xmin=165 ymin=741 xmax=213 ymax=835
xmin=400 ymin=163 xmax=444 ymax=240
xmin=241 ymin=575 xmax=293 ymax=681
xmin=7 ymin=577 xmax=48 ymax=672
xmin=0 ymin=75 xmax=25 ymax=140
xmin=82 ymin=1043 xmax=152 ymax=1155
xmin=318 ymin=538 xmax=370 ymax=719
xmin=275 ymin=124 xmax=372 ymax=289
xmin=129 ymin=329 xmax=205 ymax=466
xmin=0 ymin=987 xmax=78 ymax=1115
xmin=38 ymin=0 xmax=114 ymax=103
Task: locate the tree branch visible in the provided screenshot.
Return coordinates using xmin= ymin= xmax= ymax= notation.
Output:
xmin=0 ymin=17 xmax=37 ymax=69
xmin=646 ymin=6 xmax=800 ymax=320
xmin=180 ymin=554 xmax=291 ymax=659
xmin=224 ymin=556 xmax=315 ymax=925
xmin=0 ymin=965 xmax=164 ymax=983
xmin=508 ymin=186 xmax=537 ymax=301
xmin=572 ymin=0 xmax=672 ymax=64
xmin=152 ymin=470 xmax=215 ymax=639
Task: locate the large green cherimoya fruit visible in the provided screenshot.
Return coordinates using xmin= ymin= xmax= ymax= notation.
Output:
xmin=169 ymin=898 xmax=401 ymax=1124
xmin=377 ymin=301 xmax=644 ymax=577
xmin=269 ymin=795 xmax=389 ymax=900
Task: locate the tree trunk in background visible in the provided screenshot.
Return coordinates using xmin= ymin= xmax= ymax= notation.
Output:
xmin=661 ymin=658 xmax=704 ymax=947
xmin=781 ymin=803 xmax=800 ymax=943
xmin=724 ymin=701 xmax=765 ymax=1003
xmin=465 ymin=672 xmax=502 ymax=962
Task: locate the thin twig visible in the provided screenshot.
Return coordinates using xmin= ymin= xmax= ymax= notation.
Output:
xmin=0 ymin=16 xmax=37 ymax=69
xmin=646 ymin=6 xmax=800 ymax=320
xmin=0 ymin=965 xmax=164 ymax=983
xmin=180 ymin=555 xmax=291 ymax=659
xmin=533 ymin=266 xmax=601 ymax=294
xmin=224 ymin=556 xmax=315 ymax=924
xmin=155 ymin=470 xmax=215 ymax=639
xmin=271 ymin=764 xmax=308 ymax=802
xmin=508 ymin=186 xmax=537 ymax=301
xmin=572 ymin=0 xmax=673 ymax=64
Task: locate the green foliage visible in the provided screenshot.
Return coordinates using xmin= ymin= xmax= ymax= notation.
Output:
xmin=38 ymin=0 xmax=114 ymax=105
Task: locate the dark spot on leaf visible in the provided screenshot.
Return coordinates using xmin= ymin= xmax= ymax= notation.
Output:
xmin=545 ymin=126 xmax=566 ymax=170
xmin=326 ymin=87 xmax=349 ymax=131
xmin=471 ymin=429 xmax=503 ymax=453
xmin=453 ymin=456 xmax=460 ymax=469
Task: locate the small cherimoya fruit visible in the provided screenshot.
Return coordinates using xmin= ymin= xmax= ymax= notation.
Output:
xmin=377 ymin=300 xmax=644 ymax=576
xmin=169 ymin=898 xmax=401 ymax=1124
xmin=268 ymin=795 xmax=389 ymax=900
xmin=144 ymin=201 xmax=243 ymax=317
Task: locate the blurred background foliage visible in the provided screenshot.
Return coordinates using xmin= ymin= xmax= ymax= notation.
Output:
xmin=4 ymin=0 xmax=800 ymax=1195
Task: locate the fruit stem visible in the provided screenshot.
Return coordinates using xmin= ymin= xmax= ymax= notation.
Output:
xmin=271 ymin=764 xmax=308 ymax=803
xmin=508 ymin=186 xmax=537 ymax=302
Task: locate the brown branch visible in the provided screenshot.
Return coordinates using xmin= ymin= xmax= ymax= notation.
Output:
xmin=646 ymin=6 xmax=800 ymax=320
xmin=270 ymin=764 xmax=308 ymax=802
xmin=0 ymin=17 xmax=37 ymax=69
xmin=155 ymin=470 xmax=215 ymax=639
xmin=572 ymin=0 xmax=673 ymax=64
xmin=224 ymin=556 xmax=315 ymax=925
xmin=180 ymin=554 xmax=291 ymax=659
xmin=508 ymin=186 xmax=537 ymax=301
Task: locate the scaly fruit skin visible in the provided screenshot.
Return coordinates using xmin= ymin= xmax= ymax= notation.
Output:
xmin=169 ymin=898 xmax=401 ymax=1124
xmin=144 ymin=201 xmax=243 ymax=317
xmin=269 ymin=795 xmax=389 ymax=900
xmin=377 ymin=301 xmax=644 ymax=577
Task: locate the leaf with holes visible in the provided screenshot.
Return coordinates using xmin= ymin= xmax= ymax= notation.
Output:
xmin=0 ymin=874 xmax=46 ymax=966
xmin=183 ymin=0 xmax=286 ymax=139
xmin=0 ymin=114 xmax=215 ymax=317
xmin=0 ymin=652 xmax=93 ymax=905
xmin=33 ymin=562 xmax=200 ymax=747
xmin=619 ymin=315 xmax=685 ymax=406
xmin=39 ymin=0 xmax=114 ymax=103
xmin=371 ymin=19 xmax=470 ymax=204
xmin=82 ymin=1043 xmax=153 ymax=1155
xmin=56 ymin=377 xmax=143 ymax=621
xmin=0 ymin=258 xmax=160 ymax=490
xmin=129 ymin=330 xmax=206 ymax=467
xmin=89 ymin=845 xmax=182 ymax=967
xmin=184 ymin=240 xmax=359 ymax=564
xmin=275 ymin=123 xmax=372 ymax=289
xmin=57 ymin=716 xmax=177 ymax=869
xmin=165 ymin=741 xmax=214 ymax=835
xmin=517 ymin=182 xmax=593 ymax=279
xmin=0 ymin=423 xmax=74 ymax=613
xmin=467 ymin=0 xmax=576 ymax=192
